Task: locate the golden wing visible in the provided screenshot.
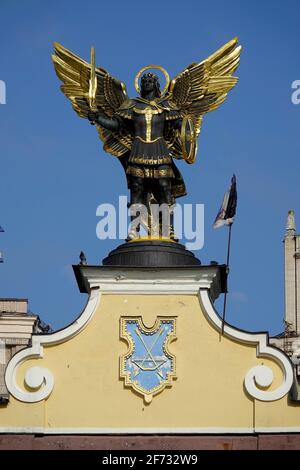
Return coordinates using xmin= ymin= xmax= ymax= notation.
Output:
xmin=167 ymin=37 xmax=241 ymax=161
xmin=52 ymin=43 xmax=132 ymax=157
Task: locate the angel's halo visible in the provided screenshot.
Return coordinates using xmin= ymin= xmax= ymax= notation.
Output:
xmin=134 ymin=65 xmax=170 ymax=96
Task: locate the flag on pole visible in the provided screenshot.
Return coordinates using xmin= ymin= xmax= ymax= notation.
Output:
xmin=213 ymin=174 xmax=237 ymax=228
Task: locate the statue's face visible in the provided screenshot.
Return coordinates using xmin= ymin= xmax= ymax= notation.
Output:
xmin=141 ymin=75 xmax=158 ymax=93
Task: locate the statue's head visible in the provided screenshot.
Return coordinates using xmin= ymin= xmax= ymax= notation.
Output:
xmin=140 ymin=72 xmax=161 ymax=98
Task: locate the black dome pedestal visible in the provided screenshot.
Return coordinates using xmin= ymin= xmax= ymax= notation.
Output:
xmin=102 ymin=240 xmax=201 ymax=267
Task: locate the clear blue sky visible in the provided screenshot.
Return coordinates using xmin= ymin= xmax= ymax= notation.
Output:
xmin=0 ymin=0 xmax=299 ymax=335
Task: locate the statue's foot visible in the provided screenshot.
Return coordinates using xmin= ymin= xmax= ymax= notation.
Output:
xmin=126 ymin=230 xmax=140 ymax=242
xmin=170 ymin=228 xmax=178 ymax=242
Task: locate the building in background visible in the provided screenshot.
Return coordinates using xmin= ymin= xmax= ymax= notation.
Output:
xmin=0 ymin=298 xmax=49 ymax=403
xmin=271 ymin=210 xmax=300 ymax=400
xmin=0 ymin=226 xmax=51 ymax=402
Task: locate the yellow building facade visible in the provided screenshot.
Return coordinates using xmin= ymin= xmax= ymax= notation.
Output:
xmin=0 ymin=264 xmax=299 ymax=436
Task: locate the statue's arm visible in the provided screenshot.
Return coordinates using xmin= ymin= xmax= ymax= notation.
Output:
xmin=88 ymin=111 xmax=122 ymax=131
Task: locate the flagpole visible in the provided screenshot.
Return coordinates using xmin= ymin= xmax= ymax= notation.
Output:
xmin=214 ymin=174 xmax=237 ymax=336
xmin=221 ymin=222 xmax=233 ymax=335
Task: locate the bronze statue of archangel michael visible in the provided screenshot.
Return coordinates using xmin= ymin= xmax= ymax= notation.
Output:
xmin=52 ymin=38 xmax=241 ymax=241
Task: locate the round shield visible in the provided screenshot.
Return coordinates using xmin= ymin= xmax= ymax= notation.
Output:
xmin=181 ymin=116 xmax=197 ymax=164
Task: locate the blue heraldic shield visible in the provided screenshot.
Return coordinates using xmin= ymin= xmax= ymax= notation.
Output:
xmin=120 ymin=317 xmax=176 ymax=403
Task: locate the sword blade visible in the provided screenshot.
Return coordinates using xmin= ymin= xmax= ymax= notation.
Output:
xmin=89 ymin=46 xmax=97 ymax=111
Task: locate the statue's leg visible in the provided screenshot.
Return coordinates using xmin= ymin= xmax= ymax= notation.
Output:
xmin=130 ymin=176 xmax=145 ymax=205
xmin=127 ymin=176 xmax=147 ymax=241
xmin=155 ymin=178 xmax=177 ymax=240
xmin=157 ymin=177 xmax=172 ymax=205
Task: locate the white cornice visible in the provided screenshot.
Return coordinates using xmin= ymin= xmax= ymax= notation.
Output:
xmin=74 ymin=265 xmax=224 ymax=299
xmin=0 ymin=426 xmax=256 ymax=434
xmin=1 ymin=426 xmax=300 ymax=434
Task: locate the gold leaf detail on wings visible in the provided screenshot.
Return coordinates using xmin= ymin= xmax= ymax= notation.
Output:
xmin=52 ymin=43 xmax=132 ymax=157
xmin=167 ymin=37 xmax=241 ymax=161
